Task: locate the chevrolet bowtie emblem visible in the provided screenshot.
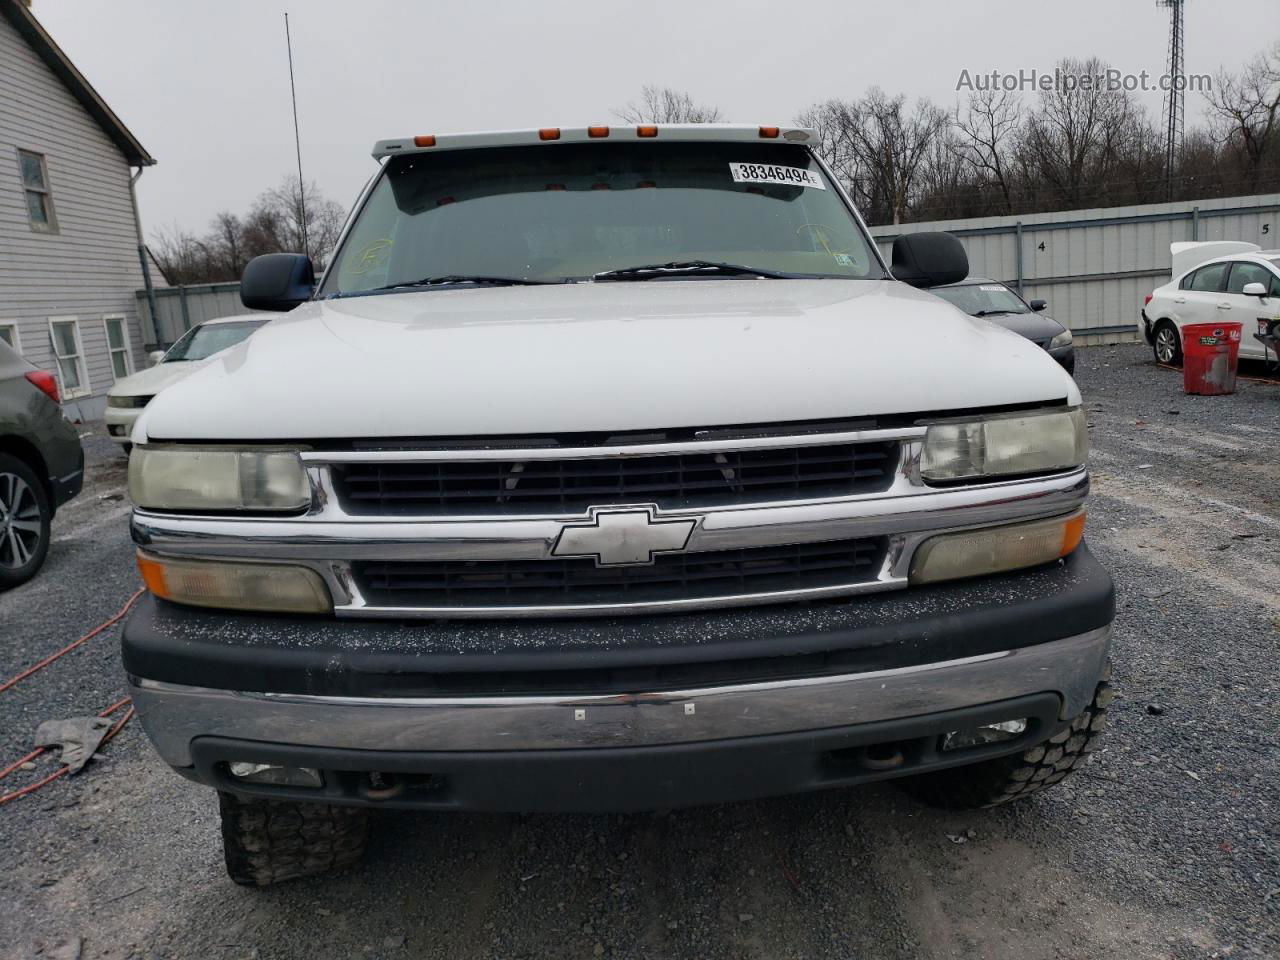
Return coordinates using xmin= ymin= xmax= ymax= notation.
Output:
xmin=552 ymin=507 xmax=696 ymax=566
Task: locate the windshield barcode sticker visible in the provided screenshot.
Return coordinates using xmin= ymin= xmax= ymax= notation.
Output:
xmin=729 ymin=163 xmax=825 ymax=189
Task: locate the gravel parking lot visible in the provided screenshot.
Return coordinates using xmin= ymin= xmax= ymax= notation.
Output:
xmin=1 ymin=342 xmax=1277 ymax=960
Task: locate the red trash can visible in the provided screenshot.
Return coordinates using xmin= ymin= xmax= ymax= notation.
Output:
xmin=1182 ymin=322 xmax=1242 ymax=396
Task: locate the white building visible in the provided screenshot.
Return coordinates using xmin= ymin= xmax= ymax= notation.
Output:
xmin=1 ymin=0 xmax=158 ymax=420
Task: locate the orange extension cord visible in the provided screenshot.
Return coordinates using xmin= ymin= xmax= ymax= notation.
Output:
xmin=0 ymin=589 xmax=144 ymax=807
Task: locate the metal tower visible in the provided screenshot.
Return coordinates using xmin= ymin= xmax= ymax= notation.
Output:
xmin=1157 ymin=0 xmax=1187 ymax=199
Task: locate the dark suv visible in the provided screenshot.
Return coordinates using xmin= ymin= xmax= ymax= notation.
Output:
xmin=0 ymin=339 xmax=84 ymax=589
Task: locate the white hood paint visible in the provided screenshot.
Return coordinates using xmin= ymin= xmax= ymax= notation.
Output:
xmin=138 ymin=279 xmax=1080 ymax=442
xmin=108 ymin=358 xmax=211 ymax=399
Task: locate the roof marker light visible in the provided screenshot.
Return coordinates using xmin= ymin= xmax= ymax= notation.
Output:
xmin=539 ymin=128 xmax=561 ymax=141
xmin=413 ymin=135 xmax=436 ymax=147
xmin=636 ymin=125 xmax=658 ymax=138
xmin=588 ymin=125 xmax=609 ymax=138
xmin=759 ymin=126 xmax=780 ymax=138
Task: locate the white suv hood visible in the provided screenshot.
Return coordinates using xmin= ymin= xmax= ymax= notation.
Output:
xmin=138 ymin=279 xmax=1080 ymax=441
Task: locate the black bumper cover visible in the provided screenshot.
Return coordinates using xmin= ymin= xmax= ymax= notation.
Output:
xmin=122 ymin=544 xmax=1113 ymax=699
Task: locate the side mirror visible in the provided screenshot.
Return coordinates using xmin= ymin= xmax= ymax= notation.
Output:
xmin=148 ymin=350 xmax=166 ymax=366
xmin=891 ymin=232 xmax=968 ymax=288
xmin=240 ymin=253 xmax=315 ymax=311
xmin=1242 ymin=281 xmax=1268 ymax=298
xmin=1029 ymin=299 xmax=1048 ymax=312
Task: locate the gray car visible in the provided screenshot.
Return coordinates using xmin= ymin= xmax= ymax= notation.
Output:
xmin=0 ymin=339 xmax=84 ymax=589
xmin=931 ymin=277 xmax=1076 ymax=374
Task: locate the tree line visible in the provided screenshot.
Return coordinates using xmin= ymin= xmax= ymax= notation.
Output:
xmin=153 ymin=44 xmax=1278 ymax=284
xmin=802 ymin=45 xmax=1280 ymax=225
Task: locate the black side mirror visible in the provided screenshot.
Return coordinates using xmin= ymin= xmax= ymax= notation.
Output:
xmin=240 ymin=253 xmax=315 ymax=311
xmin=1029 ymin=299 xmax=1048 ymax=312
xmin=891 ymin=232 xmax=968 ymax=288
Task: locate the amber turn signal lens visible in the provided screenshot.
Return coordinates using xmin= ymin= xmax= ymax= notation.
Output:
xmin=136 ymin=550 xmax=332 ymax=614
xmin=413 ymin=135 xmax=436 ymax=147
xmin=636 ymin=125 xmax=658 ymax=138
xmin=909 ymin=510 xmax=1087 ymax=585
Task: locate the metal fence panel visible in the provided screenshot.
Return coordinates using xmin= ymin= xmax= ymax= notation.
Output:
xmin=871 ymin=193 xmax=1280 ymax=340
xmin=134 ymin=282 xmax=261 ymax=348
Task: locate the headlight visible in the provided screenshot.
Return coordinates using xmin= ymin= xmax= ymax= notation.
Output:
xmin=1049 ymin=330 xmax=1073 ymax=349
xmin=137 ymin=550 xmax=332 ymax=613
xmin=910 ymin=510 xmax=1086 ymax=585
xmin=921 ymin=407 xmax=1086 ymax=483
xmin=129 ymin=446 xmax=310 ymax=511
xmin=108 ymin=394 xmax=152 ymax=409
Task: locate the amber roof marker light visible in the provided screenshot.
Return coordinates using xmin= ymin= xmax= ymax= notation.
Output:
xmin=636 ymin=125 xmax=658 ymax=138
xmin=539 ymin=128 xmax=561 ymax=141
xmin=588 ymin=125 xmax=610 ymax=138
xmin=759 ymin=126 xmax=780 ymax=138
xmin=413 ymin=135 xmax=436 ymax=147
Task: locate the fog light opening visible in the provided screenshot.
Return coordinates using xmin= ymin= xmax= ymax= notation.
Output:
xmin=859 ymin=742 xmax=907 ymax=771
xmin=941 ymin=718 xmax=1028 ymax=752
xmin=363 ymin=771 xmax=403 ymax=801
xmin=227 ymin=761 xmax=323 ymax=788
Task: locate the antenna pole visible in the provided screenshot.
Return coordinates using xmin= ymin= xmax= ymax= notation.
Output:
xmin=284 ymin=12 xmax=309 ymax=256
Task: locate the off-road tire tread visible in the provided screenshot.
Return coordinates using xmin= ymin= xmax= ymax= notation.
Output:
xmin=902 ymin=668 xmax=1112 ymax=810
xmin=218 ymin=792 xmax=369 ymax=886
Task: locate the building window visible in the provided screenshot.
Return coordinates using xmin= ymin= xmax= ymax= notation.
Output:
xmin=104 ymin=316 xmax=134 ymax=378
xmin=48 ymin=317 xmax=89 ymax=398
xmin=0 ymin=323 xmax=19 ymax=353
xmin=18 ymin=150 xmax=57 ymax=233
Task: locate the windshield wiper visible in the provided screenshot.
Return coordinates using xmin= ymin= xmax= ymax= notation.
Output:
xmin=972 ymin=309 xmax=1017 ymax=317
xmin=348 ymin=275 xmax=560 ymax=296
xmin=592 ymin=260 xmax=795 ymax=282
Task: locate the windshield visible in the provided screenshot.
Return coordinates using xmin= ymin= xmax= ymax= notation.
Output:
xmin=932 ymin=283 xmax=1029 ymax=316
xmin=164 ymin=320 xmax=266 ymax=362
xmin=320 ymin=142 xmax=884 ymax=296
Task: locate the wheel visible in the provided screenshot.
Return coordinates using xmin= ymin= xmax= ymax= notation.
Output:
xmin=900 ymin=672 xmax=1113 ymax=810
xmin=0 ymin=452 xmax=52 ymax=591
xmin=218 ymin=792 xmax=370 ymax=886
xmin=1152 ymin=320 xmax=1182 ymax=366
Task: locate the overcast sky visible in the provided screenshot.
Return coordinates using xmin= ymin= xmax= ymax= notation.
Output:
xmin=31 ymin=0 xmax=1279 ymax=239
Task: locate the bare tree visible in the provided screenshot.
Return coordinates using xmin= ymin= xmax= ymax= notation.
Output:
xmin=148 ymin=176 xmax=347 ymax=285
xmin=1017 ymin=57 xmax=1145 ymax=208
xmin=1205 ymin=41 xmax=1280 ymax=190
xmin=614 ymin=86 xmax=723 ymax=124
xmin=954 ymin=88 xmax=1022 ymax=212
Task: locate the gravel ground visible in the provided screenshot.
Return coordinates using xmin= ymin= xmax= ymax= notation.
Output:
xmin=1 ymin=347 xmax=1277 ymax=960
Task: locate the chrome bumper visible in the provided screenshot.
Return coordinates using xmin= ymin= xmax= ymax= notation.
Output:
xmin=130 ymin=625 xmax=1110 ymax=768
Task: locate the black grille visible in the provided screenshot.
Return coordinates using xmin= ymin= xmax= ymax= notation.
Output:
xmin=334 ymin=442 xmax=897 ymax=515
xmin=353 ymin=538 xmax=887 ymax=610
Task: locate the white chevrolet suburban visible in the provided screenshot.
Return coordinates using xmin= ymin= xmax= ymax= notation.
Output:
xmin=122 ymin=125 xmax=1114 ymax=886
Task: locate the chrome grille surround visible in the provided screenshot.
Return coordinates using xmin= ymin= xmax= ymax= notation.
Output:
xmin=130 ymin=426 xmax=1090 ymax=618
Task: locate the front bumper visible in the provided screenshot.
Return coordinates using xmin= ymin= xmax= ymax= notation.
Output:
xmin=124 ymin=545 xmax=1113 ymax=810
xmin=131 ymin=625 xmax=1108 ymax=763
xmin=104 ymin=404 xmax=143 ymax=444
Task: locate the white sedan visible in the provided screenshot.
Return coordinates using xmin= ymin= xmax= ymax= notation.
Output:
xmin=1142 ymin=242 xmax=1280 ymax=365
xmin=105 ymin=314 xmax=268 ymax=449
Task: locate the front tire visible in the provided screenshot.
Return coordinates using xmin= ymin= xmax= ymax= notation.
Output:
xmin=0 ymin=453 xmax=52 ymax=591
xmin=218 ymin=792 xmax=370 ymax=886
xmin=900 ymin=673 xmax=1113 ymax=810
xmin=1153 ymin=320 xmax=1182 ymax=366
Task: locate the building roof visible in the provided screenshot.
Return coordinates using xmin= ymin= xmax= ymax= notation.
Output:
xmin=1 ymin=0 xmax=155 ymax=166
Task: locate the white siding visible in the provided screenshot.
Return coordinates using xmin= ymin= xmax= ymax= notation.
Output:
xmin=0 ymin=15 xmax=150 ymax=419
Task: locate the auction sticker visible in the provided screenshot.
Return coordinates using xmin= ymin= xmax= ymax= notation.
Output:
xmin=730 ymin=162 xmax=825 ymax=189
